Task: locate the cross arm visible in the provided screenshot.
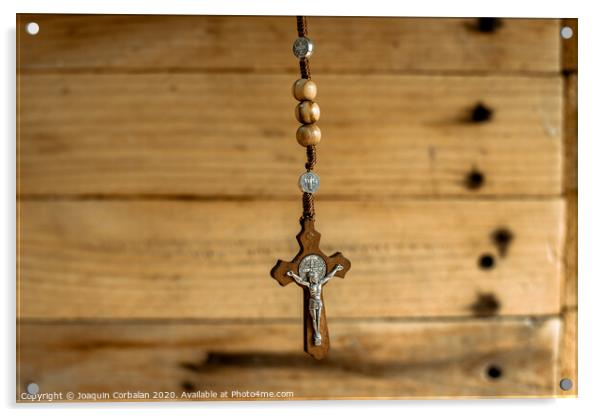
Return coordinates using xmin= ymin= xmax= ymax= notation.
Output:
xmin=325 ymin=252 xmax=351 ymax=279
xmin=270 ymin=259 xmax=298 ymax=286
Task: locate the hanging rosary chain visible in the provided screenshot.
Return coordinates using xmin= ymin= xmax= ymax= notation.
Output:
xmin=292 ymin=16 xmax=319 ymax=221
xmin=296 ymin=16 xmax=312 ymax=79
xmin=296 ymin=16 xmax=308 ymax=36
xmin=296 ymin=16 xmax=316 ymax=173
xmin=302 ymin=144 xmax=317 ymax=220
xmin=305 ymin=144 xmax=317 ymax=171
xmin=271 ymin=17 xmax=352 ymax=359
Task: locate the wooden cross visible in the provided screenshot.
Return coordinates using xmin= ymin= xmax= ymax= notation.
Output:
xmin=271 ymin=218 xmax=351 ymax=359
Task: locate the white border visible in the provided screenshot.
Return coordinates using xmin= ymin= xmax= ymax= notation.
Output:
xmin=3 ymin=1 xmax=601 ymax=416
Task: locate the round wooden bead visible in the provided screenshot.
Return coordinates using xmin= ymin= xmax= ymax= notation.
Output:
xmin=295 ymin=101 xmax=320 ymax=124
xmin=296 ymin=124 xmax=321 ymax=147
xmin=292 ymin=79 xmax=317 ymax=101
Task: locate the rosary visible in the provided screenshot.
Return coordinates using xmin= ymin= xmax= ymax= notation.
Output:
xmin=270 ymin=16 xmax=351 ymax=360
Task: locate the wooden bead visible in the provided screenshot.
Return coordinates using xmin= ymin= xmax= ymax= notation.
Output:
xmin=296 ymin=124 xmax=321 ymax=147
xmin=292 ymin=79 xmax=317 ymax=101
xmin=295 ymin=101 xmax=320 ymax=124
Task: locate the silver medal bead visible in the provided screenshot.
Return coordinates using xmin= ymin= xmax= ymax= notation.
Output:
xmin=299 ymin=171 xmax=320 ymax=194
xmin=292 ymin=37 xmax=314 ymax=59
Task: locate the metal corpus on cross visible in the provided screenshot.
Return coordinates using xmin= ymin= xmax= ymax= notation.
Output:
xmin=270 ymin=218 xmax=351 ymax=359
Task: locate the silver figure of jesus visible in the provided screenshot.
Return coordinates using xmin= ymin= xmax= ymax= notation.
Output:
xmin=287 ymin=262 xmax=344 ymax=346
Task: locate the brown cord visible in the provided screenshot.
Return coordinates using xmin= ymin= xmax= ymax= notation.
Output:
xmin=298 ymin=16 xmax=315 ymax=220
xmin=302 ymin=192 xmax=315 ymax=220
xmin=296 ymin=16 xmax=312 ymax=79
xmin=296 ymin=16 xmax=308 ymax=37
xmin=299 ymin=58 xmax=311 ymax=79
xmin=305 ymin=145 xmax=317 ymax=171
xmin=301 ymin=144 xmax=317 ymax=219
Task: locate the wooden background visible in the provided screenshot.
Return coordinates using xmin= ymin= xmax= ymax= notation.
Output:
xmin=16 ymin=15 xmax=577 ymax=400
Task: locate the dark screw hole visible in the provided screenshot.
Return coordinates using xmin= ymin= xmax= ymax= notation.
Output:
xmin=492 ymin=228 xmax=514 ymax=257
xmin=465 ymin=170 xmax=485 ymax=190
xmin=479 ymin=253 xmax=495 ymax=269
xmin=477 ymin=18 xmax=502 ymax=33
xmin=470 ymin=293 xmax=501 ymax=317
xmin=471 ymin=103 xmax=493 ymax=122
xmin=181 ymin=381 xmax=196 ymax=392
xmin=486 ymin=364 xmax=503 ymax=379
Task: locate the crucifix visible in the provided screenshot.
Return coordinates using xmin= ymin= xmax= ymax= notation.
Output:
xmin=271 ymin=218 xmax=351 ymax=359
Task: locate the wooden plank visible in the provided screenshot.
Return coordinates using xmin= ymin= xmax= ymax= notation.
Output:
xmin=556 ymin=309 xmax=577 ymax=396
xmin=561 ymin=19 xmax=577 ymax=73
xmin=17 ymin=200 xmax=564 ymax=320
xmin=557 ymin=34 xmax=577 ymax=395
xmin=562 ymin=74 xmax=577 ymax=308
xmin=17 ymin=15 xmax=561 ymax=74
xmin=17 ymin=317 xmax=561 ymax=400
xmin=17 ymin=73 xmax=562 ymax=197
xmin=563 ymin=192 xmax=577 ymax=309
